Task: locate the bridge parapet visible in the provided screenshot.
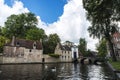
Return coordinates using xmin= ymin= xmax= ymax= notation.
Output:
xmin=80 ymin=57 xmax=106 ymax=64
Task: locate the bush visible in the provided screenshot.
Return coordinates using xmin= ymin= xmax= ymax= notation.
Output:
xmin=49 ymin=54 xmax=60 ymax=58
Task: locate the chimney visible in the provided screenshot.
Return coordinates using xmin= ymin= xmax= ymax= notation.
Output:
xmin=11 ymin=36 xmax=15 ymax=46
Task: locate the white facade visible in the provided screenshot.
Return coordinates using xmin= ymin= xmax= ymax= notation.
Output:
xmin=55 ymin=43 xmax=79 ymax=62
xmin=60 ymin=50 xmax=72 ymax=62
xmin=71 ymin=46 xmax=79 ymax=59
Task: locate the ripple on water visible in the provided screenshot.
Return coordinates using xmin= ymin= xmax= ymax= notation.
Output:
xmin=0 ymin=63 xmax=117 ymax=80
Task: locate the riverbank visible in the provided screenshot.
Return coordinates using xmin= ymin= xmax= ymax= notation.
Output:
xmin=109 ymin=60 xmax=120 ymax=70
xmin=107 ymin=60 xmax=120 ymax=79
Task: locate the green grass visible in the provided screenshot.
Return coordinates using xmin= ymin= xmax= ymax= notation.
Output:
xmin=109 ymin=59 xmax=120 ymax=70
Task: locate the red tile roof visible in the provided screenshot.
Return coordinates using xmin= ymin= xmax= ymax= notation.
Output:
xmin=5 ymin=38 xmax=42 ymax=50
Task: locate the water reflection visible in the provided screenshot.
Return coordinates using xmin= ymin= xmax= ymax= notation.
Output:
xmin=0 ymin=63 xmax=117 ymax=80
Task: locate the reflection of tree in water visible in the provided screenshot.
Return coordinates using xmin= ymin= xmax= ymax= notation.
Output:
xmin=100 ymin=64 xmax=117 ymax=80
xmin=79 ymin=64 xmax=89 ymax=79
xmin=41 ymin=64 xmax=58 ymax=80
xmin=0 ymin=63 xmax=118 ymax=80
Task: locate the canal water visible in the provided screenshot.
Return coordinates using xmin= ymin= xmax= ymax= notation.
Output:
xmin=0 ymin=63 xmax=118 ymax=80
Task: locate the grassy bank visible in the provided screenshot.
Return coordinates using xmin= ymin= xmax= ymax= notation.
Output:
xmin=109 ymin=59 xmax=120 ymax=70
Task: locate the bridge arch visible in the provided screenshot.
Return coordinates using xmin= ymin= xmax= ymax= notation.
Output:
xmin=80 ymin=58 xmax=92 ymax=64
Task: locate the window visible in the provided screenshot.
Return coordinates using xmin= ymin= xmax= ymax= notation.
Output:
xmin=68 ymin=56 xmax=69 ymax=58
xmin=16 ymin=42 xmax=20 ymax=46
xmin=68 ymin=51 xmax=69 ymax=54
xmin=29 ymin=49 xmax=32 ymax=52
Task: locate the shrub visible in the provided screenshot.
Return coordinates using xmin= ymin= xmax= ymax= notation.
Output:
xmin=49 ymin=54 xmax=60 ymax=58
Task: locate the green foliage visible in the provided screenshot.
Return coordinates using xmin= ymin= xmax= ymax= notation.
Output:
xmin=109 ymin=58 xmax=120 ymax=70
xmin=96 ymin=39 xmax=107 ymax=57
xmin=26 ymin=28 xmax=47 ymax=41
xmin=4 ymin=12 xmax=38 ymax=39
xmin=83 ymin=0 xmax=118 ymax=39
xmin=0 ymin=26 xmax=2 ymax=36
xmin=1 ymin=12 xmax=61 ymax=55
xmin=49 ymin=54 xmax=60 ymax=58
xmin=0 ymin=36 xmax=9 ymax=53
xmin=78 ymin=38 xmax=87 ymax=56
xmin=43 ymin=33 xmax=61 ymax=54
xmin=82 ymin=0 xmax=120 ymax=61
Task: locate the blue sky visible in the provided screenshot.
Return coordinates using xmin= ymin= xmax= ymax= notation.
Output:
xmin=4 ymin=0 xmax=67 ymax=23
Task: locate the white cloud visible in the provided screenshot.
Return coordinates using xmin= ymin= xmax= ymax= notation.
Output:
xmin=40 ymin=0 xmax=98 ymax=51
xmin=0 ymin=0 xmax=29 ymax=26
xmin=0 ymin=0 xmax=98 ymax=51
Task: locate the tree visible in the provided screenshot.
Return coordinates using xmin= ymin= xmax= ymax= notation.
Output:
xmin=26 ymin=28 xmax=47 ymax=41
xmin=4 ymin=12 xmax=38 ymax=39
xmin=78 ymin=38 xmax=87 ymax=56
xmin=82 ymin=0 xmax=120 ymax=61
xmin=0 ymin=36 xmax=9 ymax=53
xmin=43 ymin=33 xmax=61 ymax=54
xmin=0 ymin=26 xmax=2 ymax=35
xmin=96 ymin=39 xmax=107 ymax=58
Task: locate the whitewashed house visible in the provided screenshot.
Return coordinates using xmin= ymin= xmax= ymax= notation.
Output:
xmin=55 ymin=41 xmax=79 ymax=62
xmin=71 ymin=45 xmax=79 ymax=60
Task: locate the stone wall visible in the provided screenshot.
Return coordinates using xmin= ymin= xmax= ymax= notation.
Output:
xmin=43 ymin=55 xmax=60 ymax=63
xmin=2 ymin=46 xmax=44 ymax=63
xmin=1 ymin=54 xmax=60 ymax=63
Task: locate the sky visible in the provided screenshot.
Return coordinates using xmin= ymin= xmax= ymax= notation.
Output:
xmin=0 ymin=0 xmax=98 ymax=51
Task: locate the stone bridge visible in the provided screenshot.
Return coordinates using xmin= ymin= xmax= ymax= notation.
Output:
xmin=79 ymin=57 xmax=106 ymax=64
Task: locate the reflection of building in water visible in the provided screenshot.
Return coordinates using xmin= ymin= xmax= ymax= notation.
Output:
xmin=55 ymin=41 xmax=79 ymax=62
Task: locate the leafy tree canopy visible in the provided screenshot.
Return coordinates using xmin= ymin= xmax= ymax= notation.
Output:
xmin=43 ymin=33 xmax=61 ymax=54
xmin=78 ymin=38 xmax=87 ymax=56
xmin=96 ymin=39 xmax=107 ymax=58
xmin=0 ymin=36 xmax=9 ymax=53
xmin=26 ymin=27 xmax=47 ymax=41
xmin=4 ymin=12 xmax=38 ymax=39
xmin=82 ymin=0 xmax=120 ymax=61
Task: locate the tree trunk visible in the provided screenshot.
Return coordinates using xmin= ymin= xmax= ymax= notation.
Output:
xmin=107 ymin=37 xmax=117 ymax=61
